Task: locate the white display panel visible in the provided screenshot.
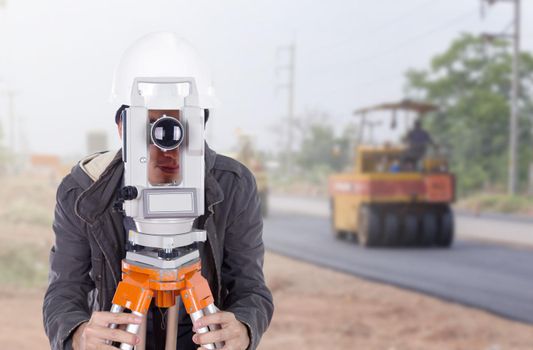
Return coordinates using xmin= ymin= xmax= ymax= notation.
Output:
xmin=148 ymin=192 xmax=194 ymax=213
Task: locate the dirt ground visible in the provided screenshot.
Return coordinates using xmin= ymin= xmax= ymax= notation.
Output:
xmin=1 ymin=176 xmax=532 ymax=349
xmin=1 ymin=251 xmax=532 ymax=350
xmin=0 ymin=287 xmax=49 ymax=350
xmin=260 ymin=253 xmax=533 ymax=350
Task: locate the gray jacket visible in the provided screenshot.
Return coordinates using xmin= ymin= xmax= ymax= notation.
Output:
xmin=43 ymin=146 xmax=273 ymax=350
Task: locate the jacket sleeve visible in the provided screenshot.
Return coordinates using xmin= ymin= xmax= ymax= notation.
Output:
xmin=43 ymin=177 xmax=94 ymax=350
xmin=221 ymin=170 xmax=274 ymax=350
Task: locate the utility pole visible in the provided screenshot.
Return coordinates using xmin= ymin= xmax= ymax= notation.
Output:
xmin=0 ymin=86 xmax=16 ymax=153
xmin=276 ymin=42 xmax=296 ymax=176
xmin=7 ymin=89 xmax=14 ymax=153
xmin=1 ymin=1 xmax=12 ymax=152
xmin=481 ymin=0 xmax=521 ymax=195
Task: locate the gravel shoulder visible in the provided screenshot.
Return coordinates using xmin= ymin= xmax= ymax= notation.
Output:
xmin=260 ymin=252 xmax=533 ymax=350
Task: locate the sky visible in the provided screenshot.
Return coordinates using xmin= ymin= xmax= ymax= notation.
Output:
xmin=0 ymin=0 xmax=531 ymax=158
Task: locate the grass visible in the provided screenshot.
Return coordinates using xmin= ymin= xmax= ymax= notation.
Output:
xmin=0 ymin=175 xmax=56 ymax=288
xmin=0 ymin=244 xmax=49 ymax=288
xmin=0 ymin=198 xmax=54 ymax=226
xmin=0 ymin=176 xmax=56 ymax=227
xmin=456 ymin=193 xmax=533 ymax=215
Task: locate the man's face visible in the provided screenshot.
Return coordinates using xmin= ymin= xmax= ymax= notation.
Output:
xmin=148 ymin=109 xmax=181 ymax=185
xmin=118 ymin=109 xmax=182 ymax=185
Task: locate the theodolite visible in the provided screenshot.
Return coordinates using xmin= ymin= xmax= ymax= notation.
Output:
xmin=109 ymin=77 xmax=223 ymax=350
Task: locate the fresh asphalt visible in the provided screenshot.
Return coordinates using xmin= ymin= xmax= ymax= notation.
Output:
xmin=263 ymin=210 xmax=533 ymax=324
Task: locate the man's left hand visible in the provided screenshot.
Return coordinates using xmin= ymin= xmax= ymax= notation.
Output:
xmin=192 ymin=310 xmax=250 ymax=350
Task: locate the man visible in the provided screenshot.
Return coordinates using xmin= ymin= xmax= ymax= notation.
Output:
xmin=43 ymin=33 xmax=273 ymax=350
xmin=402 ymin=119 xmax=436 ymax=170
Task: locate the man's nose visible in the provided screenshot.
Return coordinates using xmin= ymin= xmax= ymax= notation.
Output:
xmin=161 ymin=148 xmax=179 ymax=160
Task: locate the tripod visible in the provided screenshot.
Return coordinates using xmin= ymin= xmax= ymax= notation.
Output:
xmin=108 ymin=238 xmax=223 ymax=350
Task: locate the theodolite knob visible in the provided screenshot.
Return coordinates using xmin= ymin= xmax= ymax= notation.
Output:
xmin=121 ymin=186 xmax=138 ymax=201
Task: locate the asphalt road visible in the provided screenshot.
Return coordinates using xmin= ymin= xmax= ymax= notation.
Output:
xmin=263 ymin=210 xmax=533 ymax=324
xmin=269 ymin=194 xmax=533 ymax=247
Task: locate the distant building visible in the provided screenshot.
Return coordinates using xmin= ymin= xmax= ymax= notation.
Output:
xmin=29 ymin=154 xmax=69 ymax=181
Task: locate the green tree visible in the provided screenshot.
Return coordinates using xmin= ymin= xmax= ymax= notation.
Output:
xmin=290 ymin=111 xmax=355 ymax=183
xmin=404 ymin=33 xmax=533 ymax=195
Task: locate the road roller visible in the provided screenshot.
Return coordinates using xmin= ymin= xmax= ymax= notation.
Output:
xmin=329 ymin=99 xmax=455 ymax=247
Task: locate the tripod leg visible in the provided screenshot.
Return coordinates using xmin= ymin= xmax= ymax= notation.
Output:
xmin=182 ymin=271 xmax=224 ymax=349
xmin=109 ymin=304 xmax=125 ymax=330
xmin=136 ymin=314 xmax=147 ymax=350
xmin=110 ymin=278 xmax=153 ymax=350
xmin=189 ymin=308 xmax=222 ymax=350
xmin=202 ymin=304 xmax=224 ymax=349
xmin=189 ymin=309 xmax=208 ymax=341
xmin=164 ymin=296 xmax=179 ymax=350
xmin=106 ymin=304 xmax=125 ymax=346
xmin=120 ymin=311 xmax=143 ymax=350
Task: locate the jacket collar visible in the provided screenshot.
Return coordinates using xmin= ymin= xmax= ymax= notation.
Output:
xmin=75 ymin=144 xmax=224 ymax=225
xmin=75 ymin=150 xmax=124 ymax=225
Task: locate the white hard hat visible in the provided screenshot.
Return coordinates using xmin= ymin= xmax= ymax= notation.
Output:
xmin=110 ymin=32 xmax=215 ymax=109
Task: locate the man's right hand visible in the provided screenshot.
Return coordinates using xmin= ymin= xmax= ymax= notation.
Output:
xmin=72 ymin=311 xmax=143 ymax=350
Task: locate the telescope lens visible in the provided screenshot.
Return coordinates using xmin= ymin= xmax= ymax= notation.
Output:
xmin=150 ymin=116 xmax=184 ymax=151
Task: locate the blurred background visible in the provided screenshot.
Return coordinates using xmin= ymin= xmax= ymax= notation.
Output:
xmin=1 ymin=0 xmax=533 ymax=349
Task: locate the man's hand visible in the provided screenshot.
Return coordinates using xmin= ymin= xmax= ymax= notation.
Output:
xmin=192 ymin=311 xmax=250 ymax=350
xmin=72 ymin=311 xmax=143 ymax=350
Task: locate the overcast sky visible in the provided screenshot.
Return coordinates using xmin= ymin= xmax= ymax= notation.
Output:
xmin=0 ymin=0 xmax=531 ymax=158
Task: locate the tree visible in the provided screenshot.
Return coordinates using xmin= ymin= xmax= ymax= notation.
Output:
xmin=285 ymin=111 xmax=355 ymax=184
xmin=404 ymin=33 xmax=533 ymax=195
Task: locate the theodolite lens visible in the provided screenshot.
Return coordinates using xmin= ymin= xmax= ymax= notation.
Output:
xmin=150 ymin=116 xmax=184 ymax=151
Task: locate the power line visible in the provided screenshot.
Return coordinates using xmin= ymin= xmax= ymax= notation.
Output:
xmin=306 ymin=7 xmax=478 ymax=76
xmin=301 ymin=8 xmax=479 ymax=101
xmin=302 ymin=0 xmax=437 ymax=54
xmin=368 ymin=8 xmax=479 ymax=62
